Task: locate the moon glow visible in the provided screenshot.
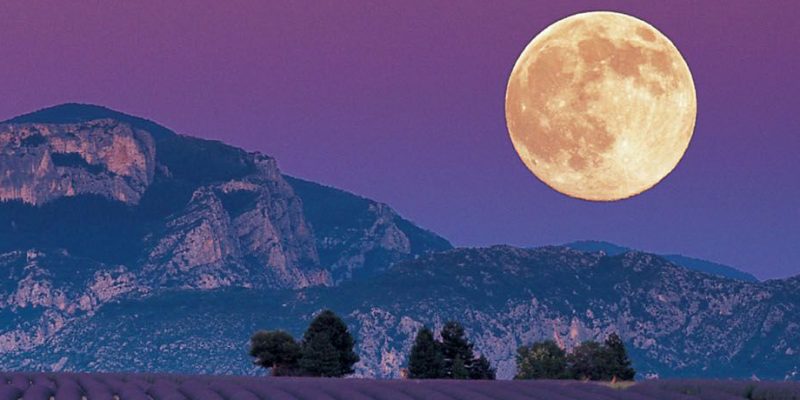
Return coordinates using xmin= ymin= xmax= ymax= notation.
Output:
xmin=505 ymin=12 xmax=696 ymax=201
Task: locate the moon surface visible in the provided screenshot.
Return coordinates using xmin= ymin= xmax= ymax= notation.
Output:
xmin=505 ymin=11 xmax=696 ymax=201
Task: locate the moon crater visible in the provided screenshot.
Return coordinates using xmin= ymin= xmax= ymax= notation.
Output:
xmin=506 ymin=12 xmax=696 ymax=201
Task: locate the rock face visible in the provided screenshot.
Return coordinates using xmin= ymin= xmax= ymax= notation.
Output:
xmin=2 ymin=246 xmax=797 ymax=380
xmin=0 ymin=119 xmax=156 ymax=205
xmin=341 ymin=247 xmax=799 ymax=380
xmin=142 ymin=162 xmax=329 ymax=290
xmin=0 ymin=249 xmax=142 ymax=353
xmin=285 ymin=176 xmax=452 ymax=283
xmin=0 ymin=104 xmax=449 ymax=357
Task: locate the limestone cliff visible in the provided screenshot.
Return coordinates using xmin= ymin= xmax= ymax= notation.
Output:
xmin=0 ymin=119 xmax=155 ymax=205
xmin=0 ymin=104 xmax=449 ymax=354
xmin=0 ymin=249 xmax=141 ymax=353
xmin=285 ymin=176 xmax=452 ymax=283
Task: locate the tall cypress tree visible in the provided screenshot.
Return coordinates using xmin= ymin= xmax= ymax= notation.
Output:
xmin=604 ymin=333 xmax=635 ymax=380
xmin=408 ymin=327 xmax=444 ymax=379
xmin=298 ymin=310 xmax=360 ymax=377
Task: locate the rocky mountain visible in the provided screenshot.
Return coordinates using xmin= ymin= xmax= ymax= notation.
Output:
xmin=0 ymin=249 xmax=143 ymax=354
xmin=2 ymin=246 xmax=797 ymax=380
xmin=0 ymin=104 xmax=449 ymax=354
xmin=565 ymin=240 xmax=759 ymax=282
xmin=0 ymin=104 xmax=795 ymax=381
xmin=285 ymin=176 xmax=451 ymax=283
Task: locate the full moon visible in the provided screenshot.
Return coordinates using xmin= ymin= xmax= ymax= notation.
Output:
xmin=505 ymin=11 xmax=696 ymax=201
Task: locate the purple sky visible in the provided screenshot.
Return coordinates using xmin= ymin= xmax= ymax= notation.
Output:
xmin=1 ymin=1 xmax=798 ymax=279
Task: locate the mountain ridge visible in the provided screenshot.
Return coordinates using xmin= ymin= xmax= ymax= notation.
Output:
xmin=4 ymin=103 xmax=177 ymax=139
xmin=0 ymin=104 xmax=795 ymax=381
xmin=565 ymin=240 xmax=759 ymax=282
xmin=0 ymin=103 xmax=450 ymax=355
xmin=3 ymin=246 xmax=796 ymax=380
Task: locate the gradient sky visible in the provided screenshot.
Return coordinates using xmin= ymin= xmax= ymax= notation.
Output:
xmin=1 ymin=1 xmax=798 ymax=279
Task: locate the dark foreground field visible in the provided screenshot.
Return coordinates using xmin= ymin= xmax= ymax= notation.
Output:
xmin=0 ymin=373 xmax=798 ymax=400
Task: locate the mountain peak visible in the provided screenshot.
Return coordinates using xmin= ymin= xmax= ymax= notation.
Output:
xmin=4 ymin=103 xmax=176 ymax=139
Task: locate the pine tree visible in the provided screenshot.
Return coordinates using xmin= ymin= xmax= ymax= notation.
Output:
xmin=451 ymin=356 xmax=469 ymax=379
xmin=298 ymin=310 xmax=360 ymax=377
xmin=298 ymin=332 xmax=341 ymax=377
xmin=408 ymin=327 xmax=444 ymax=379
xmin=249 ymin=330 xmax=301 ymax=376
xmin=470 ymin=355 xmax=496 ymax=380
xmin=604 ymin=333 xmax=635 ymax=381
xmin=440 ymin=321 xmax=475 ymax=378
xmin=515 ymin=340 xmax=568 ymax=380
xmin=405 ymin=320 xmax=496 ymax=380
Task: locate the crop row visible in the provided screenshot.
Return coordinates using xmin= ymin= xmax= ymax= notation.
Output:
xmin=0 ymin=373 xmax=798 ymax=400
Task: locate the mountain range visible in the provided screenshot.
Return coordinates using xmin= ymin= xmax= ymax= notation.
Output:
xmin=0 ymin=104 xmax=796 ymax=380
xmin=564 ymin=241 xmax=759 ymax=282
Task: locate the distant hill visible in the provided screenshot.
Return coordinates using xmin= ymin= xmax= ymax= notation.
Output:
xmin=4 ymin=246 xmax=798 ymax=380
xmin=565 ymin=240 xmax=759 ymax=282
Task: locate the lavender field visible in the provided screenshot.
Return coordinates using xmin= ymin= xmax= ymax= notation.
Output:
xmin=0 ymin=373 xmax=798 ymax=400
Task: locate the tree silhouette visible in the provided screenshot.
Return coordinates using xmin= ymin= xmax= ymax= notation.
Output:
xmin=409 ymin=327 xmax=444 ymax=378
xmin=515 ymin=340 xmax=568 ymax=379
xmin=298 ymin=310 xmax=359 ymax=377
xmin=249 ymin=330 xmax=301 ymax=376
xmin=604 ymin=333 xmax=635 ymax=380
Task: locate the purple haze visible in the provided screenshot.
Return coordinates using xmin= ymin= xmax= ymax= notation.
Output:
xmin=1 ymin=1 xmax=798 ymax=279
